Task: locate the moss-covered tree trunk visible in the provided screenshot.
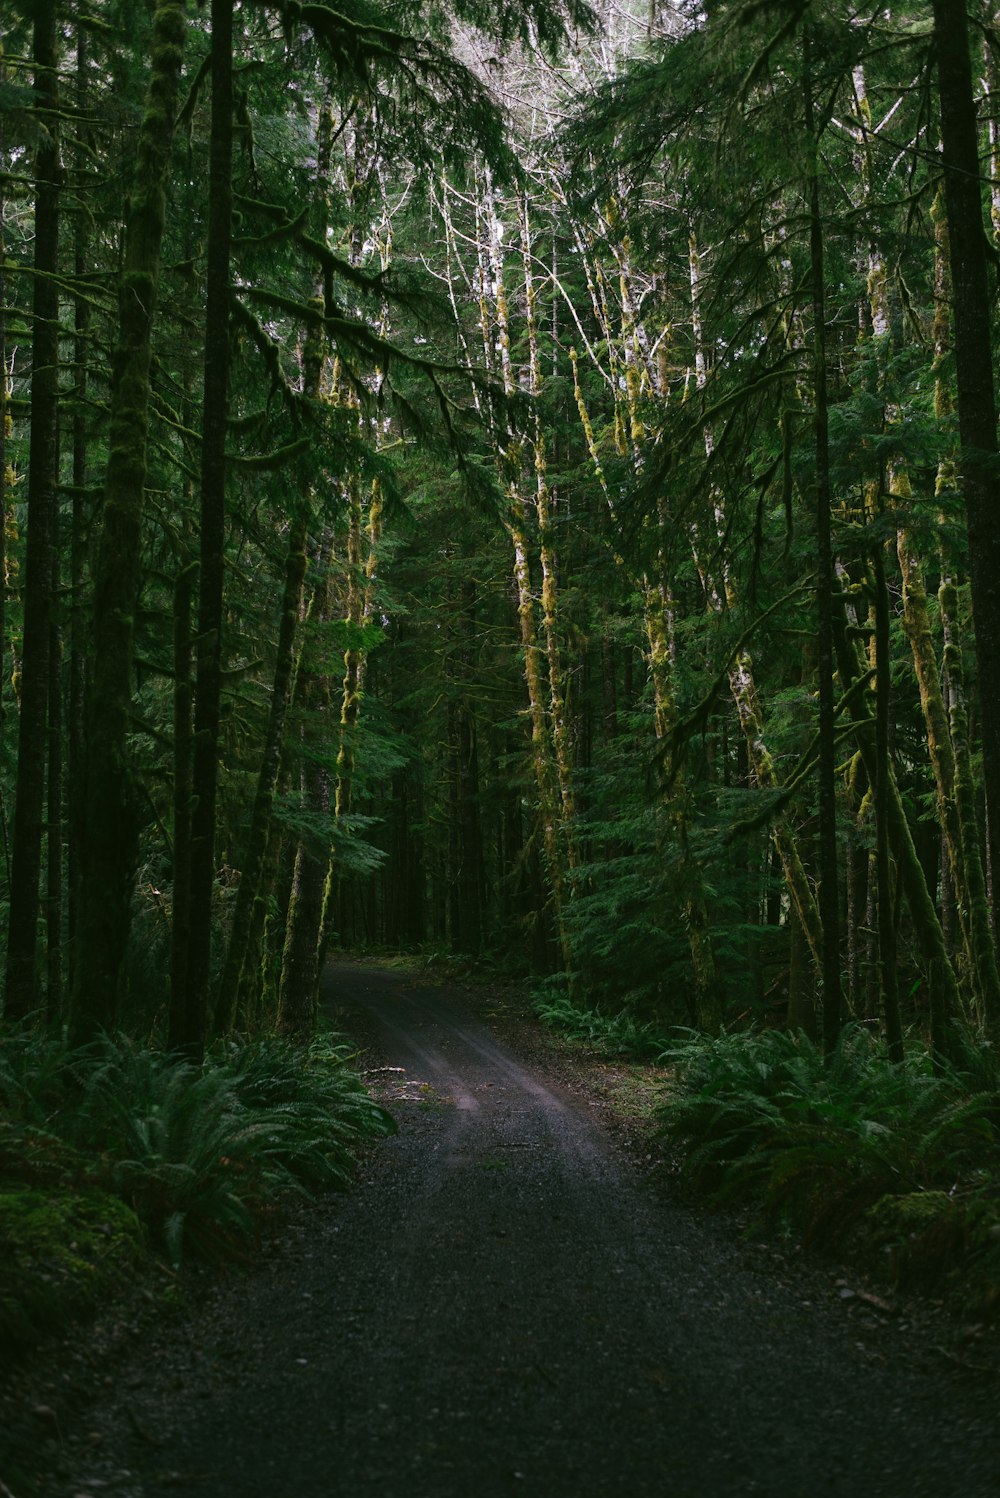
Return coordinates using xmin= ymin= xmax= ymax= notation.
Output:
xmin=279 ymin=548 xmax=333 ymax=1040
xmin=46 ymin=577 xmax=63 ymax=1020
xmin=932 ymin=0 xmax=1000 ymax=945
xmin=215 ymin=518 xmax=308 ymax=1031
xmin=71 ymin=0 xmax=187 ymax=1036
xmin=0 ymin=23 xmax=8 ymax=767
xmin=519 ymin=196 xmax=578 ymax=875
xmin=931 ymin=191 xmax=1000 ymax=1034
xmin=478 ymin=176 xmax=572 ymax=972
xmin=168 ymin=561 xmax=196 ymax=1050
xmin=803 ymin=24 xmax=843 ymax=1053
xmin=5 ymin=2 xmax=60 ymax=1020
xmin=185 ymin=0 xmax=233 ymax=1052
xmin=872 ymin=544 xmax=903 ymax=1061
xmin=832 ymin=583 xmax=963 ymax=1054
xmin=67 ymin=27 xmax=91 ymax=991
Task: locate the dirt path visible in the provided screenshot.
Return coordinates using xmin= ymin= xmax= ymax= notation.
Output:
xmin=39 ymin=966 xmax=1000 ymax=1496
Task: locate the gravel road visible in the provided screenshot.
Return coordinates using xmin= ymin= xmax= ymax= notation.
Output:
xmin=37 ymin=965 xmax=1000 ymax=1496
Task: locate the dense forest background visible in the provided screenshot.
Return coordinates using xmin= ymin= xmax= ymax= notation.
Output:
xmin=3 ymin=0 xmax=1000 ymax=1069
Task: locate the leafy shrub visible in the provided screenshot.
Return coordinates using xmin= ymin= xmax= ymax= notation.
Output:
xmin=656 ymin=1025 xmax=1000 ymax=1308
xmin=534 ymin=984 xmax=671 ymax=1060
xmin=0 ymin=1024 xmax=396 ymax=1270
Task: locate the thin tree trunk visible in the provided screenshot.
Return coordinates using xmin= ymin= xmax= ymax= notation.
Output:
xmin=46 ymin=565 xmax=63 ymax=1021
xmin=5 ymin=2 xmax=60 ymax=1020
xmin=478 ymin=174 xmax=571 ymax=970
xmin=67 ymin=27 xmax=90 ymax=987
xmin=279 ymin=548 xmax=333 ymax=1039
xmin=215 ymin=518 xmax=308 ymax=1030
xmin=803 ymin=24 xmax=843 ymax=1053
xmin=872 ymin=544 xmax=903 ymax=1061
xmin=185 ymin=0 xmax=234 ymax=1052
xmin=168 ymin=562 xmax=196 ymax=1050
xmin=519 ymin=196 xmax=578 ymax=870
xmin=832 ymin=583 xmax=964 ymax=1053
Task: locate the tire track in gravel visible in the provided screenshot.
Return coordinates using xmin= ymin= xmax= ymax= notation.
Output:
xmin=58 ymin=965 xmax=1000 ymax=1498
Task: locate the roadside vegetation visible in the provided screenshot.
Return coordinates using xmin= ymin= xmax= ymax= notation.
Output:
xmin=7 ymin=0 xmax=1000 ymax=1367
xmin=0 ymin=1023 xmax=393 ymax=1355
xmin=534 ymin=996 xmax=1000 ymax=1317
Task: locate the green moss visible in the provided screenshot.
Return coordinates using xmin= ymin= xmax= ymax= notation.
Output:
xmin=863 ymin=1185 xmax=988 ymax=1310
xmin=0 ymin=1185 xmax=143 ymax=1355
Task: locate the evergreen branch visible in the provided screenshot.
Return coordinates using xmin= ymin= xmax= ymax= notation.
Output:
xmin=723 ymin=679 xmax=878 ymax=843
xmin=657 ymin=579 xmax=814 ymax=787
xmin=229 ymin=437 xmax=311 ymax=470
xmin=176 ymin=50 xmax=212 ymax=134
xmin=233 ymin=206 xmax=309 ymax=249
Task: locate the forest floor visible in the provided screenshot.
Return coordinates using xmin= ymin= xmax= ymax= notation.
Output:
xmin=3 ymin=961 xmax=1000 ymax=1498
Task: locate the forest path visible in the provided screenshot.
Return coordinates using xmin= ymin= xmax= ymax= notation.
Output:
xmin=60 ymin=965 xmax=999 ymax=1498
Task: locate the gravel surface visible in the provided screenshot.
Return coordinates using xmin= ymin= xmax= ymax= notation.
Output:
xmin=6 ymin=963 xmax=1000 ymax=1497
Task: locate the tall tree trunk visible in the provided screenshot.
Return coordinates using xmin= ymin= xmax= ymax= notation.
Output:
xmin=0 ymin=22 xmax=8 ymax=762
xmin=67 ymin=26 xmax=91 ymax=988
xmin=168 ymin=562 xmax=196 ymax=1050
xmin=931 ymin=186 xmax=1000 ymax=1032
xmin=46 ymin=564 xmax=63 ymax=1020
xmin=932 ymin=0 xmax=1000 ymax=946
xmin=872 ymin=544 xmax=903 ymax=1061
xmin=803 ymin=24 xmax=843 ymax=1053
xmin=519 ymin=196 xmax=578 ymax=871
xmin=832 ymin=583 xmax=964 ymax=1053
xmin=5 ymin=2 xmax=60 ymax=1020
xmin=71 ymin=0 xmax=187 ymax=1036
xmin=279 ymin=549 xmax=333 ymax=1039
xmin=571 ymin=321 xmax=719 ymax=1025
xmin=185 ymin=0 xmax=234 ymax=1051
xmin=477 ymin=174 xmax=572 ymax=971
xmin=216 ymin=518 xmax=308 ymax=1030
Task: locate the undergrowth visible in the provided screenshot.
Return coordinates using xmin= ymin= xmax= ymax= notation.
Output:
xmin=0 ymin=1024 xmax=395 ymax=1352
xmin=533 ymin=987 xmax=672 ymax=1060
xmin=658 ymin=1025 xmax=1000 ymax=1314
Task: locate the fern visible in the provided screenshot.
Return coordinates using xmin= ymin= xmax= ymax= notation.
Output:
xmin=533 ymin=987 xmax=670 ymax=1059
xmin=0 ymin=1023 xmax=396 ymax=1266
xmin=656 ymin=1026 xmax=1000 ymax=1271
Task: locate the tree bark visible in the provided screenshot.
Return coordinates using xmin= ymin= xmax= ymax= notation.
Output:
xmin=215 ymin=518 xmax=308 ymax=1030
xmin=5 ymin=2 xmax=60 ymax=1020
xmin=185 ymin=0 xmax=234 ymax=1052
xmin=803 ymin=23 xmax=843 ymax=1053
xmin=932 ymin=0 xmax=1000 ymax=945
xmin=168 ymin=562 xmax=196 ymax=1050
xmin=71 ymin=0 xmax=187 ymax=1036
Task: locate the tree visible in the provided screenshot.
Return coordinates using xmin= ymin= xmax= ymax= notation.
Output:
xmin=4 ymin=1 xmax=60 ymax=1020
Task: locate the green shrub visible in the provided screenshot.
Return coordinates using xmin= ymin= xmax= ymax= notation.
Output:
xmin=656 ymin=1025 xmax=1000 ymax=1308
xmin=0 ymin=1024 xmax=396 ymax=1272
xmin=533 ymin=985 xmax=670 ymax=1059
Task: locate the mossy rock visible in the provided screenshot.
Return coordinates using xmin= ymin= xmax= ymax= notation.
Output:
xmin=0 ymin=1185 xmax=143 ymax=1356
xmin=956 ymin=1189 xmax=1000 ymax=1320
xmin=866 ymin=1191 xmax=967 ymax=1294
